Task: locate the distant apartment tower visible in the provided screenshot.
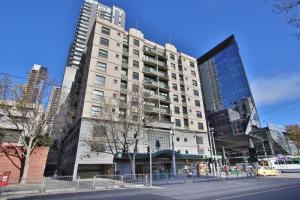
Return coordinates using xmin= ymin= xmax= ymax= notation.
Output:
xmin=57 ymin=4 xmax=209 ymax=179
xmin=61 ymin=0 xmax=125 ymax=101
xmin=25 ymin=64 xmax=48 ymax=103
xmin=197 ymin=35 xmax=260 ymax=156
xmin=47 ymin=86 xmax=61 ymax=130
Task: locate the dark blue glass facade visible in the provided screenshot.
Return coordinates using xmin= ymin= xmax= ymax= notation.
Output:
xmin=213 ymin=41 xmax=252 ymax=109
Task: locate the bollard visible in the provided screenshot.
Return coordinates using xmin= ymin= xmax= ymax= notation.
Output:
xmin=145 ymin=175 xmax=148 ymax=186
xmin=77 ymin=176 xmax=80 ymax=190
xmin=40 ymin=177 xmax=46 ymax=192
xmin=206 ymin=172 xmax=209 ymax=182
xmin=219 ymin=171 xmax=222 ymax=181
xmin=92 ymin=176 xmax=95 ymax=189
xmin=166 ymin=174 xmax=169 ymax=185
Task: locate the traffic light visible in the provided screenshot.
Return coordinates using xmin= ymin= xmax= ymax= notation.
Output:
xmin=147 ymin=146 xmax=150 ymax=153
xmin=249 ymin=147 xmax=258 ymax=162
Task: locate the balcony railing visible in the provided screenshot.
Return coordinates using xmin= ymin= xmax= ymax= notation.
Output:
xmin=121 ymin=74 xmax=128 ymax=80
xmin=143 ymin=80 xmax=159 ymax=87
xmin=144 ymin=92 xmax=160 ymax=99
xmin=160 ymin=108 xmax=171 ymax=114
xmin=122 ymin=50 xmax=129 ymax=56
xmin=122 ymin=62 xmax=128 ymax=68
xmin=144 ymin=106 xmax=160 ymax=113
xmin=159 ymin=83 xmax=169 ymax=90
xmin=143 ymin=56 xmax=157 ymax=66
xmin=143 ymin=67 xmax=157 ymax=75
xmin=158 ymin=72 xmax=168 ymax=79
xmin=159 ymin=95 xmax=169 ymax=101
xmin=120 ymin=87 xmax=127 ymax=93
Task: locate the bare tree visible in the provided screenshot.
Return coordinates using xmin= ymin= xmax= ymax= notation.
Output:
xmin=273 ymin=0 xmax=300 ymax=39
xmin=286 ymin=124 xmax=300 ymax=154
xmin=0 ymin=75 xmax=53 ymax=183
xmin=86 ymin=89 xmax=153 ymax=175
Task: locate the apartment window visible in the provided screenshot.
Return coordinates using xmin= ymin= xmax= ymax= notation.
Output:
xmin=184 ymin=119 xmax=189 ymax=127
xmin=118 ymin=32 xmax=121 ymax=36
xmin=119 ymin=109 xmax=126 ymax=118
xmin=195 ymin=100 xmax=201 ymax=107
xmin=173 ymin=94 xmax=179 ymax=102
xmin=116 ymin=43 xmax=120 ymax=47
xmin=115 ymin=66 xmax=119 ymax=71
xmin=100 ymin=37 xmax=109 ymax=46
xmin=171 ymin=63 xmax=176 ymax=69
xmin=133 ymin=49 xmax=139 ymax=57
xmin=184 ymin=138 xmax=188 ymax=142
xmin=194 ymin=90 xmax=199 ymax=96
xmin=171 ymin=73 xmax=177 ymax=80
xmin=133 ymin=60 xmax=139 ymax=68
xmin=177 ymin=150 xmax=181 ymax=154
xmin=172 ymin=83 xmax=178 ymax=90
xmin=174 ymin=106 xmax=180 ymax=114
xmin=97 ymin=61 xmax=107 ymax=71
xmin=196 ymin=136 xmax=203 ymax=144
xmin=190 ymin=62 xmax=195 ymax=68
xmin=114 ymin=79 xmax=118 ymax=84
xmin=133 ymin=72 xmax=139 ymax=80
xmin=116 ymin=54 xmax=120 ymax=58
xmin=98 ymin=49 xmax=108 ymax=58
xmin=191 ymin=70 xmax=196 ymax=77
xmin=91 ymin=106 xmax=101 ymax=117
xmin=133 ymin=39 xmax=139 ymax=47
xmin=92 ymin=90 xmax=104 ymax=101
xmin=170 ymin=54 xmax=175 ymax=60
xmin=176 ymin=137 xmax=180 ymax=142
xmin=101 ymin=26 xmax=110 ymax=35
xmin=95 ymin=75 xmax=105 ymax=85
xmin=198 ymin=122 xmax=204 ymax=130
xmin=196 ymin=111 xmax=202 ymax=118
xmin=192 ymin=80 xmax=198 ymax=86
xmin=132 ymin=84 xmax=139 ymax=92
xmin=175 ymin=119 xmax=181 ymax=127
xmin=185 ymin=150 xmax=189 ymax=154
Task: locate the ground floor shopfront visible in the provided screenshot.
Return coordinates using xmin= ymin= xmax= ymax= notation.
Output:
xmin=74 ymin=150 xmax=210 ymax=178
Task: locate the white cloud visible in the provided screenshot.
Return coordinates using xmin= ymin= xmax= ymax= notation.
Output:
xmin=250 ymin=72 xmax=300 ymax=106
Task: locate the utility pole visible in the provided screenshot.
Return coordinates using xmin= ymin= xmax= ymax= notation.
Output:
xmin=171 ymin=129 xmax=176 ymax=176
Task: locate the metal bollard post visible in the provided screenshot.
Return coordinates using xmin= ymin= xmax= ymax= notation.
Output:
xmin=92 ymin=176 xmax=95 ymax=189
xmin=77 ymin=176 xmax=80 ymax=190
xmin=145 ymin=175 xmax=148 ymax=186
xmin=40 ymin=177 xmax=46 ymax=193
xmin=219 ymin=171 xmax=222 ymax=181
xmin=206 ymin=172 xmax=209 ymax=182
xmin=166 ymin=174 xmax=169 ymax=185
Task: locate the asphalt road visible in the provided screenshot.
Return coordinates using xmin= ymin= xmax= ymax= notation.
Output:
xmin=7 ymin=173 xmax=300 ymax=200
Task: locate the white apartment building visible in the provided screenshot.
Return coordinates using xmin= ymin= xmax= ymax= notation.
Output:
xmin=57 ymin=3 xmax=209 ymax=179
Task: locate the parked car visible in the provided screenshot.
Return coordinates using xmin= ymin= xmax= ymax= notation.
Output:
xmin=257 ymin=166 xmax=279 ymax=176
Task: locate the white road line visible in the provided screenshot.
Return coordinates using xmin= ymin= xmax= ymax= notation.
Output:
xmin=214 ymin=184 xmax=300 ymax=200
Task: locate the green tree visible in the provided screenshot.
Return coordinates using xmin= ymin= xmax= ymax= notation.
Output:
xmin=286 ymin=124 xmax=300 ymax=154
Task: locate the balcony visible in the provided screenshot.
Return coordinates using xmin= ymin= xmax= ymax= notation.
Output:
xmin=143 ymin=46 xmax=157 ymax=57
xmin=143 ymin=80 xmax=159 ymax=87
xmin=119 ymin=100 xmax=128 ymax=108
xmin=122 ymin=62 xmax=128 ymax=68
xmin=157 ymin=60 xmax=168 ymax=70
xmin=121 ymin=74 xmax=128 ymax=80
xmin=143 ymin=67 xmax=157 ymax=76
xmin=120 ymin=87 xmax=127 ymax=93
xmin=122 ymin=49 xmax=129 ymax=57
xmin=160 ymin=108 xmax=171 ymax=115
xmin=144 ymin=92 xmax=160 ymax=100
xmin=158 ymin=71 xmax=168 ymax=80
xmin=157 ymin=51 xmax=167 ymax=60
xmin=143 ymin=56 xmax=157 ymax=67
xmin=144 ymin=106 xmax=160 ymax=113
xmin=159 ymin=95 xmax=170 ymax=102
xmin=159 ymin=83 xmax=169 ymax=90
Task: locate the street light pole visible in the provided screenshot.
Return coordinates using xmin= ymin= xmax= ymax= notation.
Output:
xmin=149 ymin=139 xmax=152 ymax=187
xmin=171 ymin=129 xmax=176 ymax=176
xmin=207 ymin=122 xmax=215 ymax=176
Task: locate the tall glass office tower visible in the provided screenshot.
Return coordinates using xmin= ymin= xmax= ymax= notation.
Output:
xmin=197 ymin=35 xmax=259 ymax=138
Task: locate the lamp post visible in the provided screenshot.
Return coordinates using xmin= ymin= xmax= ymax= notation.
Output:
xmin=170 ymin=129 xmax=176 ymax=176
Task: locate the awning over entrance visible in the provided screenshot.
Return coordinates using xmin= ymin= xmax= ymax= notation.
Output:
xmin=114 ymin=149 xmax=206 ymax=160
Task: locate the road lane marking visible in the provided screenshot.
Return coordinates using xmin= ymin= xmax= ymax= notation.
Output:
xmin=214 ymin=184 xmax=300 ymax=200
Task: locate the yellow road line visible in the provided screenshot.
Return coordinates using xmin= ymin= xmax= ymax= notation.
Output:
xmin=214 ymin=184 xmax=300 ymax=200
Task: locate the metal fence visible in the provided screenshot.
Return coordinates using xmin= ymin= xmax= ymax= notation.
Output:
xmin=0 ymin=172 xmax=258 ymax=196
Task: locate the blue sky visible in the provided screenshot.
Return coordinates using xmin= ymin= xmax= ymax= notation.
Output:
xmin=0 ymin=0 xmax=299 ymax=126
